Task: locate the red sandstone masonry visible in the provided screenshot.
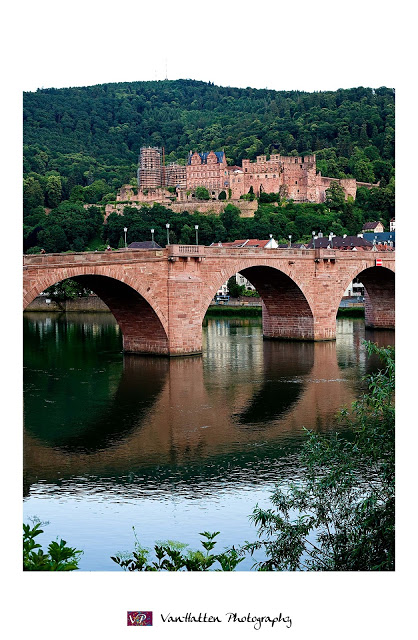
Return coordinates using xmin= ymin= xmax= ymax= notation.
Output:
xmin=23 ymin=248 xmax=395 ymax=355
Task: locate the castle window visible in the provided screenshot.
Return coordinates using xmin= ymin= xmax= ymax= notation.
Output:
xmin=295 ymin=181 xmax=298 ymax=184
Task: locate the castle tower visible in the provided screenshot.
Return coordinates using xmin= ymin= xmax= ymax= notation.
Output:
xmin=138 ymin=147 xmax=162 ymax=189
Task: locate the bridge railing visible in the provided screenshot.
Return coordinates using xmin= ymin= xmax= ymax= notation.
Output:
xmin=167 ymin=244 xmax=205 ymax=257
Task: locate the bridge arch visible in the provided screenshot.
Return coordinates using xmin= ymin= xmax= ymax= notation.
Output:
xmin=200 ymin=261 xmax=316 ymax=341
xmin=338 ymin=264 xmax=395 ymax=330
xmin=23 ymin=269 xmax=170 ymax=355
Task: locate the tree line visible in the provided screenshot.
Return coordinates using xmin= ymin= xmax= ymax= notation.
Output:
xmin=24 ymin=183 xmax=394 ymax=254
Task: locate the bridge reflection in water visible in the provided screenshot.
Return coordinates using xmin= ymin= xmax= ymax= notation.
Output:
xmin=23 ymin=313 xmax=393 ymax=497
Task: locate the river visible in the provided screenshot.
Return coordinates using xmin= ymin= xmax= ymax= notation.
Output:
xmin=23 ymin=312 xmax=394 ymax=570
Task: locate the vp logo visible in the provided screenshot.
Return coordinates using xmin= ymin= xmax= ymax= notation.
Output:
xmin=127 ymin=611 xmax=153 ymax=626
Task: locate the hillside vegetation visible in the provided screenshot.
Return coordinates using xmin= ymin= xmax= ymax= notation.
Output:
xmin=23 ymin=80 xmax=395 ymax=253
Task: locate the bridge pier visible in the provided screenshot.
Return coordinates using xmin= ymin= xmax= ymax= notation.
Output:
xmin=362 ymin=267 xmax=395 ymax=330
xmin=262 ymin=307 xmax=337 ymax=341
xmin=262 ymin=302 xmax=316 ymax=340
xmin=165 ymin=274 xmax=204 ymax=356
xmin=364 ymin=289 xmax=395 ymax=330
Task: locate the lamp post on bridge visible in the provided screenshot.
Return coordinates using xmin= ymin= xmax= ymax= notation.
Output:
xmin=151 ymin=228 xmax=155 ymax=246
xmin=166 ymin=223 xmax=170 ymax=246
xmin=288 ymin=235 xmax=292 ymax=248
xmin=123 ymin=227 xmax=128 ymax=249
xmin=195 ymin=224 xmax=199 ymax=245
xmin=312 ymin=231 xmax=316 ymax=249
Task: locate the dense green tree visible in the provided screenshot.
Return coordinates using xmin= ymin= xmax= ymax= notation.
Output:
xmin=325 ymin=181 xmax=346 ymax=211
xmin=45 ymin=174 xmax=62 ymax=209
xmin=83 ymin=179 xmax=110 ymax=204
xmin=37 ymin=225 xmax=69 ymax=253
xmin=69 ymin=185 xmax=85 ymax=202
xmin=220 ymin=204 xmax=242 ymax=240
xmin=23 ymin=177 xmax=44 ymax=213
xmin=179 ymin=223 xmax=193 ymax=244
xmin=195 ymin=186 xmax=210 ymax=200
xmin=227 ymin=276 xmax=245 ymax=297
xmin=353 ymin=159 xmax=375 ymax=183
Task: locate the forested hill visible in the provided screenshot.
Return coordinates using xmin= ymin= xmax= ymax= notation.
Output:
xmin=24 ymin=80 xmax=395 ymax=197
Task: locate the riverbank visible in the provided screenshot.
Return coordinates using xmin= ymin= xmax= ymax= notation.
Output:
xmin=206 ymin=306 xmax=364 ymax=318
xmin=206 ymin=305 xmax=262 ymax=316
xmin=336 ymin=307 xmax=365 ymax=317
xmin=24 ymin=296 xmax=364 ymax=317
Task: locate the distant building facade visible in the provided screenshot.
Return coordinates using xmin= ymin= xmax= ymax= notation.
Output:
xmin=186 ymin=151 xmax=228 ymax=191
xmin=135 ymin=147 xmax=378 ymax=203
xmin=362 ymin=221 xmax=385 ymax=233
xmin=362 ymin=232 xmax=395 ymax=249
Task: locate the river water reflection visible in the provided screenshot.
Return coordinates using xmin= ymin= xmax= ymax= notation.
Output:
xmin=23 ymin=313 xmax=394 ymax=570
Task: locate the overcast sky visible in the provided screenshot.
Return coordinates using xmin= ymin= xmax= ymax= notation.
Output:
xmin=9 ymin=0 xmax=401 ymax=93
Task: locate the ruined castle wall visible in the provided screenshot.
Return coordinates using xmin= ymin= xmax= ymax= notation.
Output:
xmin=281 ymin=156 xmax=317 ymax=202
xmin=241 ymin=154 xmax=318 ymax=201
xmin=104 ymin=199 xmax=257 ymax=221
xmin=242 ymin=157 xmax=283 ymax=198
xmin=116 ymin=186 xmax=173 ymax=204
xmin=317 ymin=177 xmax=358 ymax=202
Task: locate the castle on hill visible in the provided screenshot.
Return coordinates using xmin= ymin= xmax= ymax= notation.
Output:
xmin=132 ymin=146 xmax=378 ymax=203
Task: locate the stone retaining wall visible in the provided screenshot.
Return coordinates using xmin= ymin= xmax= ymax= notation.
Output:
xmin=104 ymin=199 xmax=257 ymax=221
xmin=25 ymin=296 xmax=110 ymax=312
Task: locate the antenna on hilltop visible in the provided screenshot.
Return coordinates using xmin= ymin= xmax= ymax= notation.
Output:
xmin=165 ymin=58 xmax=168 ymax=80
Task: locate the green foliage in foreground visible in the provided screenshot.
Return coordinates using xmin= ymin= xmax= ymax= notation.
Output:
xmin=111 ymin=530 xmax=243 ymax=571
xmin=244 ymin=341 xmax=394 ymax=570
xmin=23 ymin=522 xmax=82 ymax=571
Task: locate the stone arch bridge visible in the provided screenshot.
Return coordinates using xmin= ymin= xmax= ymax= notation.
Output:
xmin=23 ymin=245 xmax=395 ymax=356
